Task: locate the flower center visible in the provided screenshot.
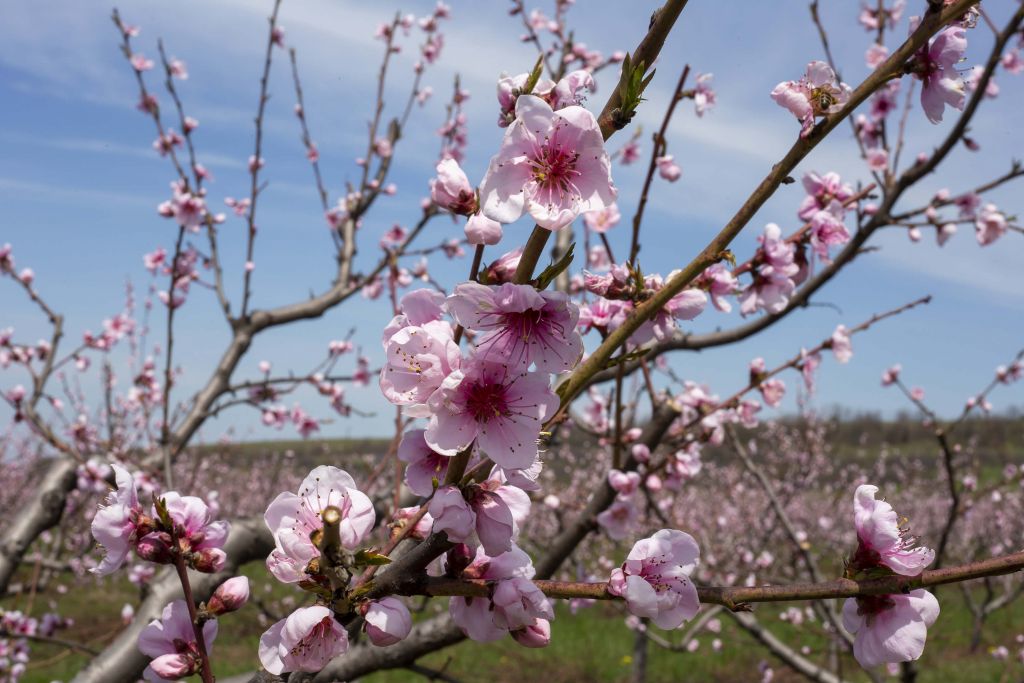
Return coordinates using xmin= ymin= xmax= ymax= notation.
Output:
xmin=530 ymin=138 xmax=581 ymax=199
xmin=465 ymin=381 xmax=509 ymax=422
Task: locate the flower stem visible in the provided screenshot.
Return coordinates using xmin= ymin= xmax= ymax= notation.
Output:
xmin=513 ymin=225 xmax=551 ymax=284
xmin=172 ymin=555 xmax=215 ymax=683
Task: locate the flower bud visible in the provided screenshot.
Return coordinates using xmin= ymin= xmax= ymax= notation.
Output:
xmin=190 ymin=548 xmax=226 ymax=573
xmin=464 ymin=213 xmax=502 ymax=246
xmin=149 ymin=653 xmax=195 ymax=680
xmin=135 ymin=532 xmax=173 ymax=564
xmin=207 ymin=576 xmax=250 ymax=615
xmin=511 ymin=618 xmax=551 ymax=648
xmin=363 ymin=597 xmax=412 ymax=646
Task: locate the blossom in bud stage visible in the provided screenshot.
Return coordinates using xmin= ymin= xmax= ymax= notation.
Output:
xmin=607 ymin=529 xmax=701 ymax=629
xmin=583 ymin=203 xmax=621 ymax=233
xmin=549 ymin=69 xmax=596 ymax=110
xmin=428 ymin=485 xmax=476 ymax=542
xmin=913 ymin=27 xmax=967 ymax=124
xmin=851 ymin=484 xmax=935 ymax=575
xmin=90 ymin=464 xmax=142 ymax=576
xmin=975 ymin=204 xmax=1007 ymax=246
xmin=447 ymin=282 xmax=583 ymax=373
xmin=398 ymin=428 xmax=450 ymax=497
xmin=656 ymin=155 xmax=682 ymax=182
xmin=207 ymin=576 xmax=250 ymax=615
xmin=496 ymin=72 xmax=555 ymax=127
xmin=138 ymin=600 xmax=217 ymax=682
xmin=448 ymin=544 xmax=540 ymax=642
xmin=264 ymin=466 xmax=374 ymax=583
xmin=258 ymin=605 xmax=348 ymax=674
xmin=492 ymin=576 xmax=555 ymax=631
xmin=798 ymin=172 xmax=853 ymax=221
xmin=363 ymin=597 xmax=413 ymax=646
xmin=511 ymin=617 xmax=551 ymax=647
xmin=831 ymin=324 xmax=853 ymax=364
xmin=430 ymin=158 xmax=478 ymax=215
xmin=771 ymin=61 xmax=851 ymax=137
xmin=465 ymin=213 xmax=503 ymax=245
xmin=425 ymin=355 xmax=558 ymax=470
xmin=467 ymin=485 xmax=516 ymax=555
xmin=843 ymin=590 xmax=940 ymax=669
xmin=479 ymin=94 xmax=616 ymax=230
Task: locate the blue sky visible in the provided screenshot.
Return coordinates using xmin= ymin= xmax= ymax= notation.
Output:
xmin=1 ymin=0 xmax=1022 ymax=440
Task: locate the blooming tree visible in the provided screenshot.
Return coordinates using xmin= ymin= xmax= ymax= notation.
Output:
xmin=1 ymin=0 xmax=1024 ymax=681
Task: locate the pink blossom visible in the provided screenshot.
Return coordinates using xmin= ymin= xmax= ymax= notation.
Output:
xmin=447 ymin=282 xmax=582 ymax=373
xmin=380 ymin=320 xmax=460 ymax=418
xmin=430 ymin=158 xmax=477 ymax=215
xmin=975 ymin=204 xmax=1007 ymax=246
xmin=419 ymin=356 xmax=557 ymax=466
xmin=428 ymin=485 xmax=476 ymax=542
xmin=697 ymin=263 xmax=738 ymax=313
xmin=618 ymin=139 xmax=642 ymax=165
xmin=607 ymin=529 xmax=701 ymax=629
xmin=798 ymin=172 xmax=853 ymax=221
xmin=842 ymin=590 xmax=939 ymax=669
xmin=449 ymin=544 xmax=537 ymax=641
xmin=479 ymin=94 xmax=616 ymax=231
xmin=866 ymin=148 xmax=889 ymax=172
xmin=693 ymin=73 xmax=716 ymax=116
xmin=596 ymin=499 xmax=638 ymax=540
xmin=465 ymin=213 xmax=503 ymax=245
xmin=913 ymin=27 xmax=967 ymax=124
xmin=492 ymin=576 xmax=555 ymax=631
xmin=511 ymin=618 xmax=551 ymax=647
xmin=656 ymin=155 xmax=682 ymax=182
xmin=809 ymin=202 xmax=851 ymax=261
xmin=258 ymin=605 xmax=348 ymax=674
xmin=90 ymin=464 xmax=141 ymax=575
xmin=264 ymin=467 xmax=374 ymax=583
xmin=739 ymin=224 xmax=800 ymax=316
xmin=759 ymin=378 xmax=786 ymax=408
xmin=771 ymin=61 xmax=851 ymax=137
xmin=398 ymin=429 xmax=449 ymax=496
xmin=138 ymin=599 xmax=217 ymax=682
xmin=495 ymin=72 xmax=555 ymax=127
xmin=852 ymin=484 xmax=935 ymax=575
xmin=363 ymin=597 xmax=412 ymax=646
xmin=831 ymin=324 xmax=853 ymax=364
xmin=131 ymin=54 xmax=154 ymax=71
xmin=467 ymin=485 xmax=516 ymax=555
xmin=1002 ymin=48 xmax=1023 ymax=74
xmin=881 ymin=364 xmax=901 ymax=386
xmin=866 ymin=43 xmax=889 ymax=69
xmin=608 ymin=469 xmax=641 ymax=499
xmin=583 ymin=203 xmax=621 ymax=233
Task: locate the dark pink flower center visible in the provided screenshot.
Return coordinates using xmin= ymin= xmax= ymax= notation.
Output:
xmin=530 ymin=134 xmax=581 ymax=200
xmin=465 ymin=381 xmax=510 ymax=422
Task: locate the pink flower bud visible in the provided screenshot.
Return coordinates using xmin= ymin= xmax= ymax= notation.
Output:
xmin=135 ymin=532 xmax=173 ymax=564
xmin=511 ymin=618 xmax=551 ymax=648
xmin=363 ymin=597 xmax=412 ymax=646
xmin=208 ymin=576 xmax=250 ymax=615
xmin=464 ymin=213 xmax=503 ymax=245
xmin=191 ymin=547 xmax=227 ymax=573
xmin=149 ymin=653 xmax=195 ymax=679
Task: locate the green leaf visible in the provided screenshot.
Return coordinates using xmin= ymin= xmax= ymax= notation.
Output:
xmin=522 ymin=54 xmax=546 ymax=95
xmin=534 ymin=242 xmax=575 ymax=290
xmin=353 ymin=549 xmax=393 ymax=567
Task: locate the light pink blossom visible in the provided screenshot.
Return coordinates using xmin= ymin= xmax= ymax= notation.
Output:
xmin=913 ymin=27 xmax=967 ymax=124
xmin=90 ymin=464 xmax=141 ymax=576
xmin=771 ymin=61 xmax=851 ymax=137
xmin=430 ymin=158 xmax=477 ymax=215
xmin=138 ymin=600 xmax=217 ymax=682
xmin=842 ymin=590 xmax=940 ymax=669
xmin=447 ymin=282 xmax=582 ymax=373
xmin=607 ymin=529 xmax=701 ymax=629
xmin=852 ymin=484 xmax=935 ymax=575
xmin=831 ymin=324 xmax=853 ymax=364
xmin=656 ymin=155 xmax=682 ymax=182
xmin=258 ymin=605 xmax=348 ymax=674
xmin=465 ymin=213 xmax=503 ymax=246
xmin=264 ymin=467 xmax=375 ymax=583
xmin=479 ymin=94 xmax=616 ymax=231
